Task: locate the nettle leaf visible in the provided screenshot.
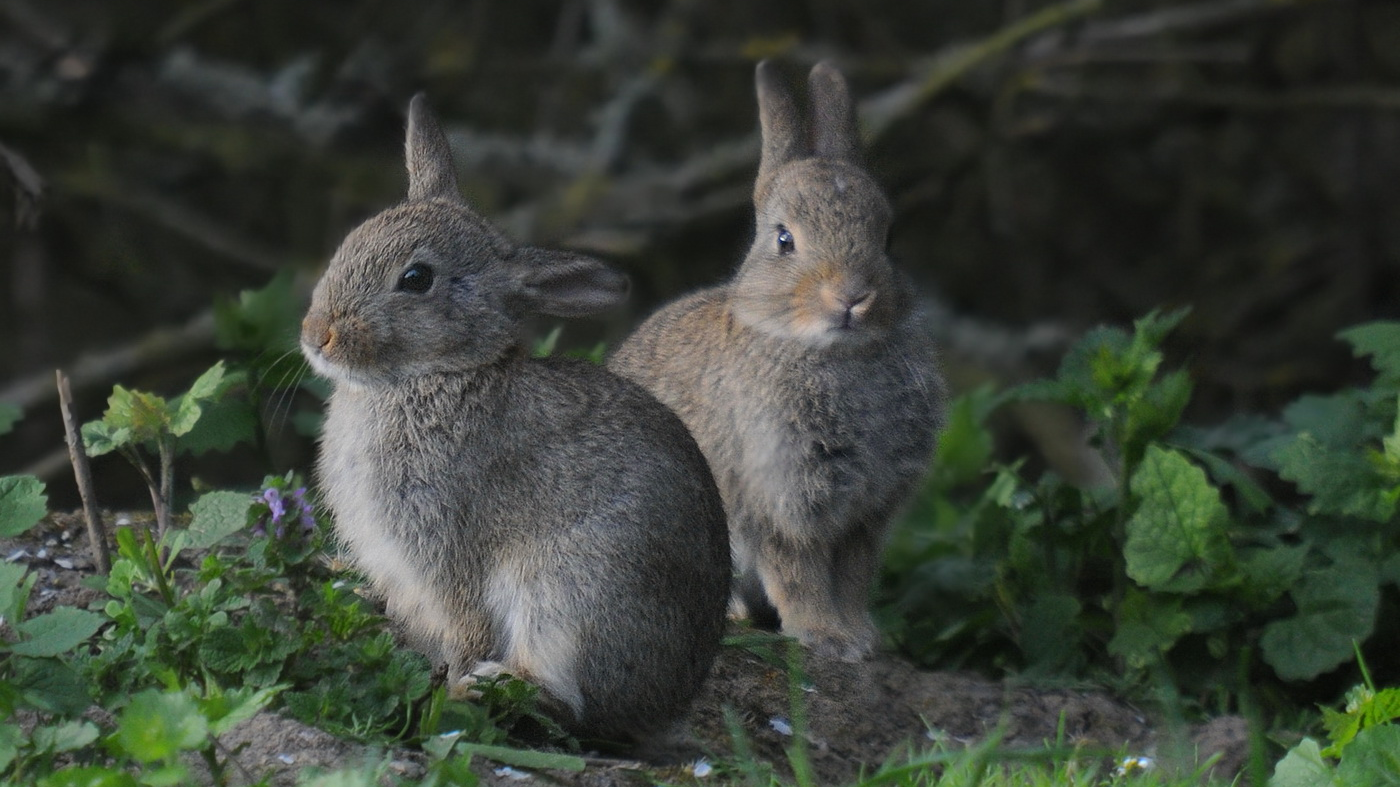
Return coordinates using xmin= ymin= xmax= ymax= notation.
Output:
xmin=930 ymin=387 xmax=998 ymax=489
xmin=1335 ymin=725 xmax=1400 ymax=785
xmin=38 ymin=767 xmax=142 ymax=787
xmin=0 ymin=475 xmax=47 ymax=537
xmin=214 ymin=270 xmax=302 ymax=353
xmin=11 ymin=607 xmax=105 ymax=657
xmin=115 ymin=690 xmax=209 ymax=763
xmin=1018 ymin=592 xmax=1082 ymax=672
xmin=31 ymin=719 xmax=100 ymax=755
xmin=1261 ymin=561 xmax=1379 ymax=682
xmin=0 ymin=560 xmax=32 ymax=626
xmin=198 ymin=626 xmax=257 ymax=674
xmin=1270 ymin=738 xmax=1337 ymax=787
xmin=1338 ymin=321 xmax=1400 ymax=385
xmin=169 ymin=361 xmax=243 ymax=438
xmin=1237 ymin=545 xmax=1309 ymax=608
xmin=102 ymin=385 xmax=171 ymax=441
xmin=81 ymin=420 xmax=132 ymax=457
xmin=1281 ymin=392 xmax=1373 ymax=449
xmin=199 ymin=686 xmax=282 ymax=735
xmin=186 ymin=490 xmax=254 ymax=549
xmin=1108 ymin=590 xmax=1193 ymax=669
xmin=1276 ymin=435 xmax=1396 ymax=522
xmin=1125 ymin=446 xmax=1235 ymax=593
xmin=176 ymin=396 xmax=257 ymax=456
xmin=0 ymin=403 xmax=20 ymax=435
xmin=12 ymin=658 xmax=91 ymax=715
xmin=0 ymin=724 xmax=18 ymax=773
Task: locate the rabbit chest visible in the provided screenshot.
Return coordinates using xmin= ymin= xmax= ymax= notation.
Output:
xmin=731 ymin=336 xmax=939 ymax=538
xmin=318 ymin=384 xmax=505 ymax=657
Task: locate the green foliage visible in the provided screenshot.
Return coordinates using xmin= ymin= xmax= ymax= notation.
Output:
xmin=0 ymin=475 xmax=47 ymax=537
xmin=1271 ymin=668 xmax=1400 ymax=787
xmin=0 ymin=403 xmax=20 ymax=435
xmin=884 ymin=310 xmax=1400 ymax=702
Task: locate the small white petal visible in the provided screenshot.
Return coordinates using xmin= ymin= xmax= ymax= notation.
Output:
xmin=769 ymin=717 xmax=793 ymax=736
xmin=692 ymin=760 xmax=713 ymax=778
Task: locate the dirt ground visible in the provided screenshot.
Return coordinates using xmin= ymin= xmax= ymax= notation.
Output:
xmin=5 ymin=514 xmax=1248 ymax=785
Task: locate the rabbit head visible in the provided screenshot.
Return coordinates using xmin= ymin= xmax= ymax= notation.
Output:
xmin=302 ymin=95 xmax=628 ymax=387
xmin=730 ymin=61 xmax=899 ymax=349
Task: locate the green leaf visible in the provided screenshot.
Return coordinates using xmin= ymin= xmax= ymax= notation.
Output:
xmin=1339 ymin=321 xmax=1400 ymax=384
xmin=31 ymin=719 xmax=100 ymax=754
xmin=175 ymin=396 xmax=257 ymax=456
xmin=1237 ymin=545 xmax=1309 ymax=608
xmin=1177 ymin=445 xmax=1275 ymax=514
xmin=1276 ymin=435 xmax=1395 ymax=522
xmin=1281 ymin=392 xmax=1372 ymax=449
xmin=185 ymin=490 xmax=253 ymax=549
xmin=81 ymin=420 xmax=132 ymax=457
xmin=1125 ymin=446 xmax=1235 ymax=593
xmin=199 ymin=686 xmax=283 ymax=735
xmin=1270 ymin=738 xmax=1337 ymax=787
xmin=930 ymin=387 xmax=998 ymax=489
xmin=115 ymin=689 xmax=209 ymax=763
xmin=169 ymin=361 xmax=240 ymax=437
xmin=12 ymin=658 xmax=92 ymax=715
xmin=0 ymin=403 xmax=20 ymax=435
xmin=1335 ymin=726 xmax=1400 ymax=786
xmin=101 ymin=385 xmax=170 ymax=443
xmin=37 ymin=766 xmax=141 ymax=787
xmin=1261 ymin=561 xmax=1379 ymax=682
xmin=452 ymin=742 xmax=587 ymax=772
xmin=0 ymin=724 xmax=19 ymax=772
xmin=197 ymin=626 xmax=257 ymax=674
xmin=12 ymin=607 xmax=105 ymax=657
xmin=0 ymin=561 xmax=31 ymax=626
xmin=1018 ymin=593 xmax=1081 ymax=672
xmin=1108 ymin=590 xmax=1193 ymax=669
xmin=214 ymin=270 xmax=303 ymax=354
xmin=0 ymin=475 xmax=47 ymax=537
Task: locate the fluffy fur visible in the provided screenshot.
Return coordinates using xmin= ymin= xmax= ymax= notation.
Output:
xmin=303 ymin=95 xmax=730 ymax=741
xmin=609 ymin=61 xmax=946 ymax=661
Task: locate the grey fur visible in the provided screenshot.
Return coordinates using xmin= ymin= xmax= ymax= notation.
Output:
xmin=302 ymin=94 xmax=729 ymax=741
xmin=609 ymin=61 xmax=946 ymax=662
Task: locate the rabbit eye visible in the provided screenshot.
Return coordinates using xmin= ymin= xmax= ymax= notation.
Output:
xmin=776 ymin=226 xmax=795 ymax=255
xmin=397 ymin=262 xmax=434 ymax=293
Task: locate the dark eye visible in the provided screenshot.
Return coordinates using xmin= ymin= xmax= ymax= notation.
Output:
xmin=777 ymin=225 xmax=795 ymax=255
xmin=397 ymin=262 xmax=434 ymax=293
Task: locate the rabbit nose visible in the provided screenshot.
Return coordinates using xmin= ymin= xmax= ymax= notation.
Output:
xmin=820 ymin=284 xmax=874 ymax=322
xmin=844 ymin=290 xmax=874 ymax=318
xmin=302 ymin=314 xmax=337 ymax=352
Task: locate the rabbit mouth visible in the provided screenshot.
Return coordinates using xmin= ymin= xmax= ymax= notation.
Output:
xmin=301 ymin=343 xmax=384 ymax=388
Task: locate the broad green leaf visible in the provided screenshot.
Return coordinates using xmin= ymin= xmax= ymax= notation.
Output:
xmin=1281 ymin=392 xmax=1372 ymax=449
xmin=12 ymin=607 xmax=105 ymax=657
xmin=1260 ymin=561 xmax=1379 ymax=682
xmin=1125 ymin=446 xmax=1235 ymax=593
xmin=1276 ymin=435 xmax=1395 ymax=522
xmin=12 ymin=658 xmax=91 ymax=715
xmin=81 ymin=420 xmax=132 ymax=456
xmin=1338 ymin=321 xmax=1400 ymax=384
xmin=199 ymin=685 xmax=283 ymax=735
xmin=102 ymin=385 xmax=170 ymax=441
xmin=0 ymin=475 xmax=47 ymax=537
xmin=1018 ymin=592 xmax=1081 ymax=672
xmin=214 ymin=270 xmax=302 ymax=353
xmin=1237 ymin=545 xmax=1309 ymax=608
xmin=186 ymin=490 xmax=254 ymax=549
xmin=170 ymin=362 xmax=240 ymax=437
xmin=31 ymin=719 xmax=100 ymax=754
xmin=197 ymin=625 xmax=256 ymax=674
xmin=115 ymin=689 xmax=208 ymax=762
xmin=0 ymin=724 xmax=18 ymax=772
xmin=1335 ymin=726 xmax=1400 ymax=786
xmin=1178 ymin=446 xmax=1274 ymax=514
xmin=1108 ymin=590 xmax=1193 ymax=669
xmin=175 ymin=396 xmax=257 ymax=456
xmin=1269 ymin=738 xmax=1336 ymax=787
xmin=37 ymin=766 xmax=141 ymax=787
xmin=0 ymin=561 xmax=31 ymax=626
xmin=930 ymin=387 xmax=998 ymax=489
xmin=0 ymin=403 xmax=20 ymax=435
xmin=183 ymin=360 xmax=230 ymax=402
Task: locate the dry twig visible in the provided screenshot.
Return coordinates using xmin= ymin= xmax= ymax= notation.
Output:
xmin=56 ymin=369 xmax=111 ymax=573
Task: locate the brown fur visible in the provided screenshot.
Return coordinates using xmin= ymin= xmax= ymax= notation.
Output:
xmin=609 ymin=62 xmax=946 ymax=661
xmin=303 ymin=95 xmax=730 ymax=741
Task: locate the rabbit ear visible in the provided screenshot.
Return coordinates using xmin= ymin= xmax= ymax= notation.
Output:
xmin=405 ymin=93 xmax=462 ymax=203
xmin=808 ymin=61 xmax=859 ymax=161
xmin=515 ymin=248 xmax=629 ymax=317
xmin=756 ymin=60 xmax=804 ymax=181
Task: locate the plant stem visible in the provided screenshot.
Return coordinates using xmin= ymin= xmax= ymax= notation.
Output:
xmin=157 ymin=436 xmax=175 ymax=537
xmin=55 ymin=369 xmax=112 ymax=573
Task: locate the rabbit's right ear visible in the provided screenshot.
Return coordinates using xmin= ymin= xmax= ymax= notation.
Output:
xmin=514 ymin=248 xmax=629 ymax=317
xmin=756 ymin=60 xmax=803 ymax=183
xmin=406 ymin=94 xmax=462 ymax=203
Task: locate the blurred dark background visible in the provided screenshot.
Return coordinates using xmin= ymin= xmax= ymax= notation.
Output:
xmin=3 ymin=0 xmax=1400 ymax=505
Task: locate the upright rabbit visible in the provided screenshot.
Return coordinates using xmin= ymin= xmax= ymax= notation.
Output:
xmin=301 ymin=95 xmax=730 ymax=741
xmin=609 ymin=61 xmax=946 ymax=662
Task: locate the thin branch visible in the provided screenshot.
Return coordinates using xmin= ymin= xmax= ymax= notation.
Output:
xmin=0 ymin=309 xmax=216 ymax=418
xmin=56 ymin=369 xmax=110 ymax=573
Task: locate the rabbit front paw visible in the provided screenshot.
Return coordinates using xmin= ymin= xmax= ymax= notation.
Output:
xmin=446 ymin=660 xmax=509 ymax=701
xmin=786 ymin=624 xmax=874 ymax=662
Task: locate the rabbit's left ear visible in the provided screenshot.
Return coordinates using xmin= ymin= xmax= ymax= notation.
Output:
xmin=756 ymin=60 xmax=804 ymax=182
xmin=514 ymin=247 xmax=630 ymax=317
xmin=808 ymin=61 xmax=859 ymax=162
xmin=405 ymin=93 xmax=463 ymax=203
